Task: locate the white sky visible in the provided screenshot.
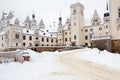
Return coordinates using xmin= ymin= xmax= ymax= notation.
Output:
xmin=0 ymin=0 xmax=107 ymax=27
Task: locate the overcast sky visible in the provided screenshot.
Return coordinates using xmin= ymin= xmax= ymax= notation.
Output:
xmin=0 ymin=0 xmax=107 ymax=27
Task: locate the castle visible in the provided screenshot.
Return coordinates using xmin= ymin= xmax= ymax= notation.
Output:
xmin=0 ymin=0 xmax=120 ymax=53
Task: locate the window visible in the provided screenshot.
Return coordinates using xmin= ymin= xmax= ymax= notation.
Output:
xmin=43 ymin=33 xmax=45 ymax=35
xmin=23 ymin=43 xmax=26 ymax=46
xmin=74 ymin=23 xmax=76 ymax=26
xmin=73 ymin=9 xmax=77 ymax=15
xmin=69 ymin=32 xmax=71 ymax=34
xmin=42 ymin=44 xmax=44 ymax=46
xmin=51 ymin=39 xmax=53 ymax=42
xmin=23 ymin=35 xmax=26 ymax=40
xmin=81 ymin=10 xmax=83 ymax=16
xmin=27 ymin=30 xmax=29 ymax=33
xmin=29 ymin=43 xmax=32 ymax=46
xmin=106 ymin=25 xmax=108 ymax=28
xmin=85 ymin=29 xmax=88 ymax=32
xmin=74 ymin=35 xmax=76 ymax=40
xmin=2 ymin=43 xmax=3 ymax=47
xmin=15 ymin=34 xmax=19 ymax=39
xmin=65 ymin=38 xmax=67 ymax=42
xmin=85 ymin=36 xmax=88 ymax=40
xmin=118 ymin=8 xmax=120 ymax=18
xmin=90 ymin=29 xmax=93 ymax=32
xmin=29 ymin=36 xmax=32 ymax=40
xmin=47 ymin=38 xmax=49 ymax=42
xmin=36 ymin=37 xmax=38 ymax=40
xmin=65 ymin=32 xmax=67 ymax=35
xmin=2 ymin=36 xmax=3 ymax=40
xmin=85 ymin=43 xmax=88 ymax=46
xmin=16 ymin=43 xmax=18 ymax=46
xmin=99 ymin=27 xmax=102 ymax=30
xmin=69 ymin=38 xmax=71 ymax=41
xmin=47 ymin=44 xmax=49 ymax=46
xmin=42 ymin=38 xmax=44 ymax=42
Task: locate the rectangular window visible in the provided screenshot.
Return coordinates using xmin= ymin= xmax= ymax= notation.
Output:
xmin=119 ymin=8 xmax=120 ymax=18
xmin=47 ymin=38 xmax=49 ymax=42
xmin=23 ymin=35 xmax=26 ymax=40
xmin=85 ymin=36 xmax=88 ymax=40
xmin=29 ymin=36 xmax=32 ymax=40
xmin=65 ymin=38 xmax=67 ymax=42
xmin=99 ymin=27 xmax=102 ymax=30
xmin=69 ymin=38 xmax=71 ymax=41
xmin=42 ymin=38 xmax=44 ymax=42
xmin=65 ymin=32 xmax=67 ymax=35
xmin=42 ymin=44 xmax=44 ymax=46
xmin=74 ymin=35 xmax=76 ymax=40
xmin=15 ymin=34 xmax=19 ymax=39
xmin=16 ymin=43 xmax=18 ymax=46
xmin=2 ymin=36 xmax=3 ymax=40
xmin=23 ymin=43 xmax=26 ymax=46
xmin=90 ymin=29 xmax=93 ymax=32
xmin=85 ymin=29 xmax=88 ymax=32
xmin=29 ymin=43 xmax=32 ymax=46
xmin=2 ymin=43 xmax=3 ymax=47
xmin=51 ymin=39 xmax=53 ymax=42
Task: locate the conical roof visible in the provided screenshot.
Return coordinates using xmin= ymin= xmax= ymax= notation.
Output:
xmin=15 ymin=18 xmax=19 ymax=25
xmin=24 ymin=16 xmax=31 ymax=23
xmin=7 ymin=11 xmax=14 ymax=20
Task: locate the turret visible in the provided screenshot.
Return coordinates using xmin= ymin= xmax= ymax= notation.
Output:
xmin=91 ymin=10 xmax=101 ymax=26
xmin=24 ymin=16 xmax=31 ymax=27
xmin=39 ymin=19 xmax=45 ymax=30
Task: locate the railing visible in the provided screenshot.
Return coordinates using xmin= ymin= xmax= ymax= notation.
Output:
xmin=92 ymin=34 xmax=111 ymax=40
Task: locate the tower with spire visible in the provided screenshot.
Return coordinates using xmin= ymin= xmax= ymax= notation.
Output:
xmin=57 ymin=13 xmax=64 ymax=46
xmin=91 ymin=10 xmax=101 ymax=26
xmin=24 ymin=16 xmax=31 ymax=28
xmin=31 ymin=13 xmax=37 ymax=29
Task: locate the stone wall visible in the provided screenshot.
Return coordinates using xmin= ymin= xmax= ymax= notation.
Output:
xmin=92 ymin=39 xmax=111 ymax=51
xmin=111 ymin=40 xmax=120 ymax=53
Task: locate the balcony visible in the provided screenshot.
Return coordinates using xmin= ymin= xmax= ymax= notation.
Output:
xmin=92 ymin=34 xmax=111 ymax=40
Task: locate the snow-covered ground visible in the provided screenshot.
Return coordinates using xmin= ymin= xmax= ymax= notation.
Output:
xmin=75 ymin=48 xmax=120 ymax=70
xmin=0 ymin=48 xmax=120 ymax=80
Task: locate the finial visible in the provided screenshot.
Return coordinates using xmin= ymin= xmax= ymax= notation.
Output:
xmin=60 ymin=11 xmax=61 ymax=17
xmin=106 ymin=0 xmax=109 ymax=11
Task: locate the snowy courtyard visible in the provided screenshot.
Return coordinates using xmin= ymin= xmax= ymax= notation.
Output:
xmin=0 ymin=48 xmax=120 ymax=80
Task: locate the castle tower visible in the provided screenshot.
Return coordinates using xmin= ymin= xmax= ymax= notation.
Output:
xmin=103 ymin=1 xmax=110 ymax=24
xmin=14 ymin=18 xmax=19 ymax=25
xmin=31 ymin=13 xmax=37 ymax=28
xmin=57 ymin=15 xmax=63 ymax=46
xmin=39 ymin=19 xmax=45 ymax=30
xmin=70 ymin=2 xmax=84 ymax=46
xmin=24 ymin=16 xmax=31 ymax=28
xmin=91 ymin=10 xmax=101 ymax=26
xmin=109 ymin=0 xmax=120 ymax=53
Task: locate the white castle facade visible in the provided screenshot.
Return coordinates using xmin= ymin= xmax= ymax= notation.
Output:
xmin=0 ymin=0 xmax=120 ymax=53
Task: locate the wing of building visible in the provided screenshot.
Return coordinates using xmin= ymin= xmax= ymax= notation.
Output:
xmin=0 ymin=0 xmax=120 ymax=53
